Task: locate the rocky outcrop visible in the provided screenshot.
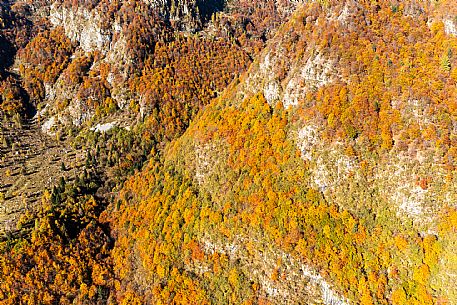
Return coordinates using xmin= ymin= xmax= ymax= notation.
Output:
xmin=294 ymin=116 xmax=457 ymax=230
xmin=39 ymin=0 xmax=207 ymax=129
xmin=236 ymin=6 xmax=342 ymax=108
xmin=49 ymin=0 xmax=204 ymax=53
xmin=49 ymin=4 xmax=111 ymax=53
xmin=197 ymin=235 xmax=349 ymax=305
xmin=444 ymin=18 xmax=457 ymax=36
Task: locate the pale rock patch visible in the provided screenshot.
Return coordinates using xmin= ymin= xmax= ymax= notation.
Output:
xmin=66 ymin=100 xmax=94 ymax=126
xmin=49 ymin=4 xmax=111 ymax=53
xmin=297 ymin=125 xmax=320 ymax=161
xmin=296 ymin=124 xmax=356 ymax=193
xmin=44 ymin=83 xmax=56 ymax=101
xmin=282 ymin=52 xmax=334 ymax=107
xmin=264 ymin=81 xmax=281 ymax=105
xmin=337 ymin=3 xmax=351 ymax=24
xmin=41 ymin=116 xmax=56 ymax=135
xmin=313 ymin=152 xmax=355 ymax=192
xmin=300 ymin=52 xmax=333 ymax=87
xmin=444 ymin=19 xmax=457 ymax=36
xmin=396 ymin=186 xmax=427 ymax=218
xmin=90 ymin=122 xmax=117 ymax=133
xmin=199 ymin=236 xmax=349 ymax=305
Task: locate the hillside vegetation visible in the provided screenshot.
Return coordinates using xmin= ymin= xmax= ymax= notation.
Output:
xmin=0 ymin=0 xmax=457 ymax=305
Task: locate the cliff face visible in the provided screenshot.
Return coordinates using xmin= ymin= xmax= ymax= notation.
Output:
xmin=231 ymin=0 xmax=457 ymax=226
xmin=49 ymin=4 xmax=111 ymax=53
xmin=1 ymin=0 xmax=216 ymax=129
xmin=48 ymin=0 xmax=204 ymax=53
xmin=2 ymin=0 xmax=303 ymax=131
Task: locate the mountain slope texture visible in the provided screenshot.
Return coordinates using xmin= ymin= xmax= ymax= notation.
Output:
xmin=0 ymin=0 xmax=457 ymax=305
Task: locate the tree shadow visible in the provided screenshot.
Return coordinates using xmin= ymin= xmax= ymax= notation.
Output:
xmin=197 ymin=0 xmax=225 ymax=24
xmin=0 ymin=35 xmax=15 ymax=73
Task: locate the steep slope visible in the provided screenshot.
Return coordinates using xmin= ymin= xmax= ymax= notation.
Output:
xmin=0 ymin=0 xmax=252 ymax=236
xmin=0 ymin=0 xmax=302 ymax=237
xmin=17 ymin=0 xmax=302 ymax=131
xmin=233 ymin=0 xmax=457 ymax=228
xmin=1 ymin=1 xmax=457 ymax=304
xmin=0 ymin=1 xmax=300 ymax=304
xmin=108 ymin=1 xmax=457 ymax=304
xmin=0 ymin=0 xmax=45 ymax=115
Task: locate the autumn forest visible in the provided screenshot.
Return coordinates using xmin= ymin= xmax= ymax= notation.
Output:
xmin=0 ymin=0 xmax=457 ymax=304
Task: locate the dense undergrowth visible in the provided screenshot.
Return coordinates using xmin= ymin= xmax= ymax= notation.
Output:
xmin=0 ymin=0 xmax=457 ymax=304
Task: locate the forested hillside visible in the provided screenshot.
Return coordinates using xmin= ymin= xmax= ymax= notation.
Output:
xmin=1 ymin=0 xmax=457 ymax=304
